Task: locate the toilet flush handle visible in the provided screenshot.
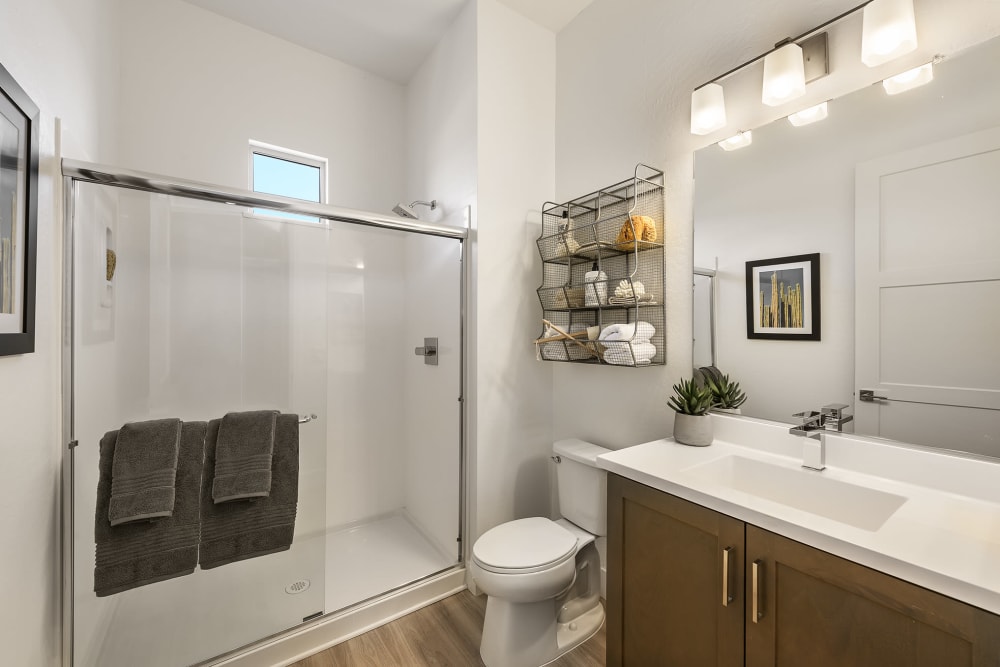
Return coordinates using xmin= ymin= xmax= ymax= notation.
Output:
xmin=551 ymin=455 xmax=562 ymax=463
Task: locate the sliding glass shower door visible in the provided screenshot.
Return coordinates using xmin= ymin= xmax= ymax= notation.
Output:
xmin=71 ymin=184 xmax=330 ymax=666
xmin=69 ymin=180 xmax=464 ymax=666
xmin=322 ymin=220 xmax=463 ymax=614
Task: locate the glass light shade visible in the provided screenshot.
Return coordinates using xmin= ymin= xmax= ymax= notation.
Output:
xmin=861 ymin=0 xmax=918 ymax=67
xmin=691 ymin=83 xmax=727 ymax=135
xmin=787 ymin=101 xmax=829 ymax=126
xmin=718 ymin=130 xmax=752 ymax=151
xmin=882 ymin=62 xmax=933 ymax=94
xmin=762 ymin=43 xmax=806 ymax=107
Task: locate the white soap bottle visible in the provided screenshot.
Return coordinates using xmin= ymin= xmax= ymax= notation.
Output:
xmin=584 ymin=261 xmax=607 ymax=307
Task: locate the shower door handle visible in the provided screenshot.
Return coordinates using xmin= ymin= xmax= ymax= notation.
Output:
xmin=414 ymin=337 xmax=438 ymax=365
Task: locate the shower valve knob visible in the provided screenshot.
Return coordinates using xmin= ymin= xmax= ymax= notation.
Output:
xmin=414 ymin=337 xmax=439 ymax=365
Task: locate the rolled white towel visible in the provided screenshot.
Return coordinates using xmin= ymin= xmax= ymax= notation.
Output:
xmin=603 ymin=341 xmax=657 ymax=366
xmin=599 ymin=321 xmax=655 ymax=342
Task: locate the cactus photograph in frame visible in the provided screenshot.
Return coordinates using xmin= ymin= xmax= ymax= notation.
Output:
xmin=0 ymin=60 xmax=39 ymax=356
xmin=745 ymin=253 xmax=820 ymax=341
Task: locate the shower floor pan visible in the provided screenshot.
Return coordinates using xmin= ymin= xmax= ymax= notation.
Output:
xmin=323 ymin=511 xmax=457 ymax=615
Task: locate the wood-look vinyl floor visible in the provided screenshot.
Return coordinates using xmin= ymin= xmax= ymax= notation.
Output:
xmin=291 ymin=590 xmax=605 ymax=666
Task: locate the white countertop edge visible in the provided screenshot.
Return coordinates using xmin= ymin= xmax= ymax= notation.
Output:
xmin=598 ymin=445 xmax=1000 ymax=616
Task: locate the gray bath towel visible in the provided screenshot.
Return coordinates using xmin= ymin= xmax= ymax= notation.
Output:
xmin=109 ymin=418 xmax=182 ymax=526
xmin=200 ymin=413 xmax=298 ymax=570
xmin=212 ymin=410 xmax=278 ymax=503
xmin=95 ymin=421 xmax=207 ymax=597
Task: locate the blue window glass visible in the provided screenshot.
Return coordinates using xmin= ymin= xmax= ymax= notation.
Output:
xmin=252 ymin=152 xmax=323 ymax=222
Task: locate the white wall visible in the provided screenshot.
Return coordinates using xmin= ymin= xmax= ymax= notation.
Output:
xmin=117 ymin=0 xmax=406 ymax=214
xmin=404 ymin=1 xmax=478 ymax=224
xmin=474 ymin=0 xmax=556 ymax=537
xmin=0 ymin=0 xmax=120 ymax=662
xmin=552 ymin=0 xmax=1000 ymax=449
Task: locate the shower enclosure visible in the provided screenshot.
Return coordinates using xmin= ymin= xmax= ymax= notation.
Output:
xmin=61 ymin=162 xmax=467 ymax=666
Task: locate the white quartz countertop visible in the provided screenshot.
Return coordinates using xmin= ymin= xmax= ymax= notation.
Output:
xmin=596 ymin=414 xmax=1000 ymax=615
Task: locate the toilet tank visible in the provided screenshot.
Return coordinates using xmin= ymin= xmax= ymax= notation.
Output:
xmin=554 ymin=439 xmax=612 ymax=536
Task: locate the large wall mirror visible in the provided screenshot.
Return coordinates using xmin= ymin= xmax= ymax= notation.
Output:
xmin=694 ymin=35 xmax=1000 ymax=457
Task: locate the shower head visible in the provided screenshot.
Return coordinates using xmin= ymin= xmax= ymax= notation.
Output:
xmin=392 ymin=199 xmax=437 ymax=219
xmin=392 ymin=203 xmax=419 ymax=219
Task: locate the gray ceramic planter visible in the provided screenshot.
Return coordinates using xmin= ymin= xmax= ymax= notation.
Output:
xmin=673 ymin=413 xmax=713 ymax=447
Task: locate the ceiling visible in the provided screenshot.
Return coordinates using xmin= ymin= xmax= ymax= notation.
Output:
xmin=181 ymin=0 xmax=594 ymax=84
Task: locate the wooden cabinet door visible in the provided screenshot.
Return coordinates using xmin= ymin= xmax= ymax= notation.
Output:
xmin=745 ymin=525 xmax=1000 ymax=666
xmin=607 ymin=474 xmax=745 ymax=667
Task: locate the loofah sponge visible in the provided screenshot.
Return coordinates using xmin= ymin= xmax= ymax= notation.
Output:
xmin=614 ymin=215 xmax=657 ymax=250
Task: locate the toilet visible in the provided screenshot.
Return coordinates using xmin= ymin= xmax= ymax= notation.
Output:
xmin=470 ymin=439 xmax=609 ymax=667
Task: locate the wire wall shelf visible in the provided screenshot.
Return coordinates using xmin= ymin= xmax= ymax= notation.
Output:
xmin=536 ymin=164 xmax=666 ymax=367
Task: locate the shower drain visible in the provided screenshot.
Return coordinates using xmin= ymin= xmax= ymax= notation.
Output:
xmin=285 ymin=579 xmax=311 ymax=595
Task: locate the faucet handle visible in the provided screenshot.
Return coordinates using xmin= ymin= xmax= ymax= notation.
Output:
xmin=820 ymin=403 xmax=853 ymax=432
xmin=821 ymin=403 xmax=850 ymax=418
xmin=792 ymin=410 xmax=822 ymax=425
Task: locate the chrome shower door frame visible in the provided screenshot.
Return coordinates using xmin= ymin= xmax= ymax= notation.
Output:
xmin=60 ymin=161 xmax=469 ymax=667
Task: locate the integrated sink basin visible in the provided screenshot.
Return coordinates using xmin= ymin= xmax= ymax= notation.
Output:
xmin=684 ymin=455 xmax=907 ymax=531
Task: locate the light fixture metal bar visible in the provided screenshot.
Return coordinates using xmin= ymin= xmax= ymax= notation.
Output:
xmin=802 ymin=33 xmax=830 ymax=83
xmin=694 ymin=0 xmax=873 ymax=90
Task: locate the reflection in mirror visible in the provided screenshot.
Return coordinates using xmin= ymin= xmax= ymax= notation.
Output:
xmin=693 ymin=269 xmax=715 ymax=368
xmin=694 ymin=35 xmax=1000 ymax=457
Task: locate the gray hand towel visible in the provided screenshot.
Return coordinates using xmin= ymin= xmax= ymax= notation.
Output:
xmin=109 ymin=418 xmax=182 ymax=526
xmin=95 ymin=421 xmax=207 ymax=597
xmin=200 ymin=413 xmax=298 ymax=570
xmin=212 ymin=410 xmax=278 ymax=503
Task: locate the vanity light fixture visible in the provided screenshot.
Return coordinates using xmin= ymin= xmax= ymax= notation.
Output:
xmin=787 ymin=101 xmax=829 ymax=126
xmin=861 ymin=0 xmax=918 ymax=67
xmin=689 ymin=0 xmax=923 ymax=138
xmin=882 ymin=61 xmax=934 ymax=94
xmin=762 ymin=42 xmax=807 ymax=106
xmin=718 ymin=130 xmax=753 ymax=151
xmin=691 ymin=83 xmax=727 ymax=135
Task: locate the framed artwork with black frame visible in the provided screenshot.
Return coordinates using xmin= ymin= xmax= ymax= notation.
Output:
xmin=746 ymin=253 xmax=820 ymax=341
xmin=0 ymin=61 xmax=39 ymax=356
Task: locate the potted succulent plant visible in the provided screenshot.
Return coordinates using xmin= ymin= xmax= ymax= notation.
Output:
xmin=668 ymin=377 xmax=714 ymax=447
xmin=704 ymin=373 xmax=747 ymax=414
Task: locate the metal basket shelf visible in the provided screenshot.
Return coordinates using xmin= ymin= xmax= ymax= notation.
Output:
xmin=537 ymin=247 xmax=664 ymax=311
xmin=537 ymin=164 xmax=664 ymax=264
xmin=536 ymin=164 xmax=666 ymax=367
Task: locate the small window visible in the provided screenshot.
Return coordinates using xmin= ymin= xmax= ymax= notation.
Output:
xmin=249 ymin=141 xmax=327 ymax=222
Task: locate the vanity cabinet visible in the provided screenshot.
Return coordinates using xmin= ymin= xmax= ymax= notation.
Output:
xmin=607 ymin=473 xmax=1000 ymax=667
xmin=606 ymin=473 xmax=744 ymax=666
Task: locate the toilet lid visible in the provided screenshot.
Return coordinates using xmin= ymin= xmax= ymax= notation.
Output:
xmin=473 ymin=517 xmax=577 ymax=573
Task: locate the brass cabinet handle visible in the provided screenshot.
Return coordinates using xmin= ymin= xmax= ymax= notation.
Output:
xmin=752 ymin=559 xmax=763 ymax=623
xmin=722 ymin=546 xmax=734 ymax=607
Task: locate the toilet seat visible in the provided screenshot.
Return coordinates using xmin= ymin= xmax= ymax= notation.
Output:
xmin=473 ymin=517 xmax=577 ymax=574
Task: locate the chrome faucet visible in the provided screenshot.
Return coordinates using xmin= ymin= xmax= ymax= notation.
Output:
xmin=789 ymin=410 xmax=824 ymax=439
xmin=789 ymin=404 xmax=854 ymax=471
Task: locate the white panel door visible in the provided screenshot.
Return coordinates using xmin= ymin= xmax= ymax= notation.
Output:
xmin=855 ymin=127 xmax=1000 ymax=455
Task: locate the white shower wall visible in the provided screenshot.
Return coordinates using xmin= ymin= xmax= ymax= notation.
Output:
xmin=325 ymin=225 xmax=407 ymax=528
